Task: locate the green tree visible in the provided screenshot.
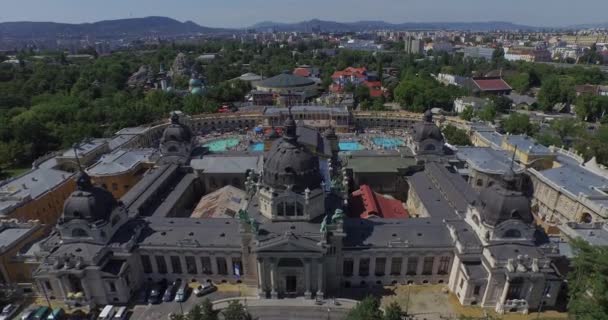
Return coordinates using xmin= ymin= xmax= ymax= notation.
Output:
xmin=222 ymin=300 xmax=252 ymax=320
xmin=442 ymin=124 xmax=472 ymax=146
xmin=200 ymin=298 xmax=217 ymax=320
xmin=490 ymin=95 xmax=513 ymax=113
xmin=460 ymin=106 xmax=475 ymax=121
xmin=549 ymin=118 xmax=582 ymax=142
xmin=346 ymin=296 xmax=383 ymax=320
xmin=538 ymin=77 xmax=575 ymax=111
xmin=477 ymin=105 xmax=497 ymax=122
xmin=383 ymin=301 xmax=403 ymax=320
xmin=503 ymin=113 xmax=536 ymax=135
xmin=576 ymin=94 xmax=608 ymax=122
xmin=567 ymin=238 xmax=608 ymax=320
xmin=507 ymin=72 xmax=531 ymax=93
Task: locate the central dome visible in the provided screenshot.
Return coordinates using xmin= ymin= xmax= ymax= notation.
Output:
xmin=262 ymin=110 xmax=322 ymax=192
xmin=477 ymin=178 xmax=533 ymax=226
xmin=161 ymin=113 xmax=192 ymax=143
xmin=61 ymin=172 xmax=117 ymax=224
xmin=411 ymin=110 xmax=443 ymax=142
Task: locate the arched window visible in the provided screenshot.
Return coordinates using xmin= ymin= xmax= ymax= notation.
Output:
xmin=504 ymin=229 xmax=522 ymax=238
xmin=424 ymin=144 xmax=436 ymax=151
xmin=580 ymin=212 xmax=593 ymax=223
xmin=476 ymin=179 xmax=483 ymax=187
xmin=168 ymin=146 xmax=178 ymax=153
xmin=72 ymin=228 xmax=89 ymax=238
xmin=472 ymin=215 xmax=480 ymax=226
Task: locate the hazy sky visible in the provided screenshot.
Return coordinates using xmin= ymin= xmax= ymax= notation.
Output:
xmin=0 ymin=0 xmax=606 ymax=28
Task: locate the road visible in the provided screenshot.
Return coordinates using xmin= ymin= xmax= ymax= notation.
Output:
xmin=130 ymin=291 xmax=236 ymax=320
xmin=247 ymin=306 xmax=348 ymax=320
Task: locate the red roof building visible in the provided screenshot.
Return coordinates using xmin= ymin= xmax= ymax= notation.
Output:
xmin=363 ymin=80 xmax=384 ymax=98
xmin=349 ymin=184 xmax=409 ymax=219
xmin=293 ymin=67 xmax=312 ymax=78
xmin=471 ymin=77 xmax=513 ymax=95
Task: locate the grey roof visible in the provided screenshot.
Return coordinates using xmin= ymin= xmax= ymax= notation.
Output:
xmin=464 ymin=262 xmax=487 ymax=280
xmin=191 ymin=156 xmax=262 ymax=174
xmin=60 ymin=138 xmax=108 ymax=158
xmin=344 ymin=155 xmax=417 ymax=174
xmin=138 ymin=217 xmax=242 ymax=248
xmin=425 ymin=162 xmax=478 ymax=214
xmin=191 ymin=185 xmax=246 ymax=219
xmin=0 ymin=168 xmax=73 ymax=214
xmin=49 ymin=242 xmax=106 ymax=263
xmin=507 ymin=93 xmax=537 ymax=106
xmin=264 ymin=106 xmax=349 ymax=116
xmin=86 ymin=149 xmax=157 ymax=176
xmin=538 ymin=163 xmax=608 ymax=206
xmin=115 ymin=126 xmax=151 ymax=135
xmin=487 ymin=243 xmax=543 ymax=260
xmin=0 ymin=228 xmax=30 ymax=250
xmin=559 ymin=223 xmax=608 ymax=246
xmin=343 ymin=218 xmax=453 ymax=249
xmin=503 ymin=135 xmax=552 ymax=155
xmin=257 ymin=73 xmax=315 ymax=88
xmin=121 ymin=164 xmax=180 ymax=213
xmin=108 ymin=134 xmax=137 ymax=150
xmin=456 ymin=147 xmax=525 ymax=174
xmin=476 ymin=131 xmax=504 ymax=148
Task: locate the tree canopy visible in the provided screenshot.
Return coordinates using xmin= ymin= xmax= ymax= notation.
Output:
xmin=567 ymin=238 xmax=608 ymax=320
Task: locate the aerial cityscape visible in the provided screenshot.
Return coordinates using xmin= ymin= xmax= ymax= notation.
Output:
xmin=1 ymin=1 xmax=608 ymax=320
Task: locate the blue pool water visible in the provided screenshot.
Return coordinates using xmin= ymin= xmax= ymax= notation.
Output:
xmin=203 ymin=138 xmax=240 ymax=152
xmin=249 ymin=142 xmax=264 ymax=152
xmin=339 ymin=141 xmax=365 ymax=151
xmin=372 ymin=137 xmax=404 ymax=149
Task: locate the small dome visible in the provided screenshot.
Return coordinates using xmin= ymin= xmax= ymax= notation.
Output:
xmin=477 ymin=185 xmax=533 ymax=226
xmin=189 ymin=78 xmax=202 ymax=87
xmin=191 ymin=87 xmax=204 ymax=96
xmin=61 ymin=172 xmax=117 ymax=224
xmin=161 ymin=113 xmax=192 ymax=143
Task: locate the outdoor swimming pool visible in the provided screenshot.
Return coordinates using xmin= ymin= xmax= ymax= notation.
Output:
xmin=339 ymin=141 xmax=365 ymax=151
xmin=249 ymin=142 xmax=265 ymax=152
xmin=372 ymin=137 xmax=404 ymax=149
xmin=203 ymin=138 xmax=240 ymax=152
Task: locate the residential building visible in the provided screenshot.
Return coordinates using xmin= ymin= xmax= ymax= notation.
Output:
xmin=463 ymin=46 xmax=495 ymax=60
xmin=405 ymin=36 xmax=424 ymax=55
xmin=454 ymin=97 xmax=490 ymax=113
xmin=470 ymin=77 xmax=513 ymax=95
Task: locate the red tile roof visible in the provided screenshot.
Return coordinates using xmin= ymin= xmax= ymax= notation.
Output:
xmin=363 ymin=81 xmax=384 ymax=98
xmin=349 ymin=185 xmax=408 ymax=219
xmin=331 ymin=67 xmax=368 ymax=80
xmin=293 ymin=67 xmax=312 ymax=78
xmin=472 ymin=77 xmax=512 ymax=92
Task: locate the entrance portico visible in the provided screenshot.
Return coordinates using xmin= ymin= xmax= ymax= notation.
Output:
xmin=254 ymin=232 xmax=326 ymax=299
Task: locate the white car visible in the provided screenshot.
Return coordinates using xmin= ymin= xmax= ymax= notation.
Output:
xmin=0 ymin=304 xmax=19 ymax=320
xmin=193 ymin=283 xmax=216 ymax=297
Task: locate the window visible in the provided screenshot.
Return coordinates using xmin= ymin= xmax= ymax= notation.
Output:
xmin=459 ymin=278 xmax=464 ymax=289
xmin=71 ymin=228 xmax=89 ymax=238
xmin=407 ymin=257 xmax=418 ymax=275
xmin=141 ymin=255 xmax=153 ymax=274
xmin=44 ymin=280 xmax=52 ymax=291
xmin=186 ymin=256 xmax=197 ymax=275
xmin=285 ymin=203 xmax=295 ymax=217
xmin=580 ymin=212 xmax=593 ymax=223
xmin=438 ymin=257 xmax=451 ymax=275
xmin=343 ymin=259 xmax=354 ymax=277
xmin=201 ymin=257 xmax=212 ymax=274
xmin=472 ymin=215 xmax=480 ymax=226
xmin=375 ymin=258 xmax=386 ymax=276
xmin=296 ymin=202 xmax=304 ymax=216
xmin=391 ymin=257 xmax=402 ymax=276
xmin=476 ymin=179 xmax=483 ymax=186
xmin=473 ymin=285 xmax=481 ymax=295
xmin=504 ymin=229 xmax=522 ymax=238
xmin=422 ymin=257 xmax=434 ymax=275
xmin=359 ymin=258 xmax=370 ymax=277
xmin=216 ymin=257 xmax=228 ymax=275
xmin=171 ymin=256 xmax=182 ymax=274
xmin=112 ymin=183 xmax=118 ymax=191
xmin=155 ymin=256 xmax=167 ymax=274
xmin=108 ymin=281 xmax=117 ymax=293
xmin=507 ymin=279 xmax=524 ymax=300
xmin=232 ymin=257 xmax=244 ymax=275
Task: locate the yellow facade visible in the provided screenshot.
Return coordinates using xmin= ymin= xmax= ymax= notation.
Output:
xmin=90 ymin=164 xmax=152 ymax=199
xmin=7 ymin=179 xmax=76 ymax=226
xmin=0 ymin=222 xmax=46 ymax=284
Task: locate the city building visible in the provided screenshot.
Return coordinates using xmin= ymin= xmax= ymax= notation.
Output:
xmin=0 ymin=220 xmax=46 ymax=285
xmin=454 ymin=97 xmax=490 ymax=113
xmin=254 ymin=73 xmax=320 ymax=102
xmin=463 ymin=46 xmax=495 ymax=60
xmin=470 ymin=77 xmax=513 ymax=96
xmin=455 ymin=147 xmax=526 ymax=191
xmin=405 ymin=36 xmax=424 ymax=55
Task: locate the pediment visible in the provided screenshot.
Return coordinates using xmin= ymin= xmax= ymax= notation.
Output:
xmin=254 ymin=232 xmax=325 ymax=253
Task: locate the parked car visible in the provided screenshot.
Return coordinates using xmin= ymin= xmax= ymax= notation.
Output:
xmin=97 ymin=305 xmax=114 ymax=320
xmin=193 ymin=283 xmax=216 ymax=297
xmin=112 ymin=306 xmax=127 ymax=320
xmin=32 ymin=307 xmax=50 ymax=320
xmin=136 ymin=285 xmax=148 ymax=304
xmin=0 ymin=304 xmax=19 ymax=320
xmin=47 ymin=307 xmax=64 ymax=320
xmin=162 ymin=283 xmax=176 ymax=302
xmin=147 ymin=285 xmax=162 ymax=305
xmin=20 ymin=307 xmax=37 ymax=320
xmin=174 ymin=282 xmax=188 ymax=302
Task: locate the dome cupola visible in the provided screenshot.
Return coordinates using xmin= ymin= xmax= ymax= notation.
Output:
xmin=61 ymin=172 xmax=117 ymax=225
xmin=161 ymin=113 xmax=192 ymax=144
xmin=411 ymin=110 xmax=444 ymax=142
xmin=477 ymin=173 xmax=533 ymax=226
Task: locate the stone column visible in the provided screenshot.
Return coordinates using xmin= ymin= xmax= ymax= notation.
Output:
xmin=316 ymin=259 xmax=324 ymax=299
xmin=353 ymin=257 xmax=360 ymax=277
xmin=257 ymin=258 xmax=266 ymax=298
xmin=432 ymin=256 xmax=440 ymax=275
xmin=385 ymin=256 xmax=392 ymax=277
xmin=195 ymin=255 xmax=203 ymax=275
xmin=400 ymin=255 xmax=408 ymax=277
xmin=228 ymin=256 xmax=236 ymax=276
xmin=165 ymin=256 xmax=173 ymax=274
xmin=210 ymin=256 xmax=218 ymax=275
xmin=270 ymin=259 xmax=278 ymax=299
xmin=57 ymin=278 xmax=67 ymax=299
xmin=369 ymin=256 xmax=376 ymax=277
xmin=497 ymin=280 xmax=511 ymax=314
xmin=416 ymin=256 xmax=424 ymax=276
xmin=150 ymin=255 xmax=158 ymax=274
xmin=179 ymin=256 xmax=187 ymax=274
xmin=304 ymin=259 xmax=312 ymax=299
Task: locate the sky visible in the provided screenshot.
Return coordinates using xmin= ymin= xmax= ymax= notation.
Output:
xmin=0 ymin=0 xmax=606 ymax=28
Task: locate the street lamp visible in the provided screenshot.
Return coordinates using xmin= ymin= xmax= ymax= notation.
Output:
xmin=326 ymin=307 xmax=331 ymax=320
xmin=405 ymin=283 xmax=412 ymax=316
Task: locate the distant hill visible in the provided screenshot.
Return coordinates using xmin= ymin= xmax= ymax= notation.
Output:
xmin=0 ymin=16 xmax=228 ymax=40
xmin=251 ymin=19 xmax=539 ymax=32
